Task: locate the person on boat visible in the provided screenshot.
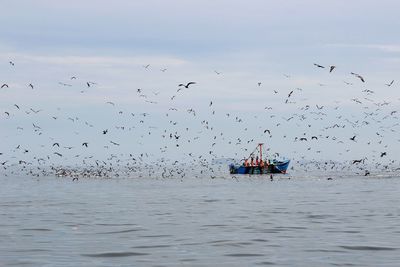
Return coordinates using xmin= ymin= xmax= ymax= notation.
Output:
xmin=244 ymin=159 xmax=249 ymax=167
xmin=255 ymin=156 xmax=259 ymax=166
xmin=250 ymin=156 xmax=254 ymax=167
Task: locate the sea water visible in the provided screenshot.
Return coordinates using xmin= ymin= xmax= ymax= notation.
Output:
xmin=1 ymin=174 xmax=400 ymax=266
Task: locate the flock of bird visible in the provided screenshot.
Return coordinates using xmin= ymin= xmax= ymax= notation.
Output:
xmin=1 ymin=60 xmax=400 ymax=180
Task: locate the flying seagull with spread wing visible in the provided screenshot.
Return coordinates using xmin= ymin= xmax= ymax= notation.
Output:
xmin=178 ymin=82 xmax=196 ymax=88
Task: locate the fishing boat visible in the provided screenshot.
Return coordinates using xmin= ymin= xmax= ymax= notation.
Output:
xmin=229 ymin=143 xmax=290 ymax=174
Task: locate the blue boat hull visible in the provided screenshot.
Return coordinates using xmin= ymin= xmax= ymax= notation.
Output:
xmin=229 ymin=160 xmax=290 ymax=174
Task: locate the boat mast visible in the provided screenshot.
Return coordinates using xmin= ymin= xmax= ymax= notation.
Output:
xmin=259 ymin=143 xmax=263 ymax=160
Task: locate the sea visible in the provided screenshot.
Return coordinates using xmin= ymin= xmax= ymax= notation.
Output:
xmin=1 ymin=173 xmax=400 ymax=267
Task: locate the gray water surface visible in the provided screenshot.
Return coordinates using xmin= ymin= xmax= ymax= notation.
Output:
xmin=1 ymin=175 xmax=400 ymax=266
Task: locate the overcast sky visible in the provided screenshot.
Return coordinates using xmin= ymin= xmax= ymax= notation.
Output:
xmin=1 ymin=0 xmax=400 ymax=165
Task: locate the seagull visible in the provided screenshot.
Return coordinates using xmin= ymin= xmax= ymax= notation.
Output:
xmin=350 ymin=135 xmax=356 ymax=141
xmin=263 ymin=129 xmax=271 ymax=135
xmin=110 ymin=141 xmax=120 ymax=146
xmin=9 ymin=61 xmax=15 ymax=66
xmin=178 ymin=82 xmax=196 ymax=88
xmin=313 ymin=63 xmax=325 ymax=68
xmin=329 ymin=65 xmax=336 ymax=73
xmin=143 ymin=64 xmax=150 ymax=69
xmin=103 ymin=129 xmax=108 ymax=134
xmin=54 ymin=152 xmax=63 ymax=157
xmin=257 ymin=82 xmax=262 ymax=86
xmin=14 ymin=104 xmax=20 ymax=109
xmin=385 ymin=80 xmax=394 ymax=87
xmin=30 ymin=108 xmax=42 ymax=113
xmin=106 ymin=101 xmax=115 ymax=106
xmin=160 ymin=68 xmax=167 ymax=72
xmin=29 ymin=83 xmax=34 ymax=89
xmin=380 ymin=152 xmax=387 ymax=157
xmin=351 ymin=72 xmax=365 ymax=82
xmin=1 ymin=84 xmax=9 ymax=88
xmin=214 ymin=71 xmax=221 ymax=75
xmin=288 ymin=90 xmax=294 ymax=98
xmin=52 ymin=143 xmax=60 ymax=147
xmin=82 ymin=142 xmax=88 ymax=147
xmin=58 ymin=82 xmax=72 ymax=86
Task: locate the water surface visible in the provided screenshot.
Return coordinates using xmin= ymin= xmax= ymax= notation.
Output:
xmin=1 ymin=175 xmax=400 ymax=266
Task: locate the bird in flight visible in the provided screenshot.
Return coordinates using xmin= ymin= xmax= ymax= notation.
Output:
xmin=351 ymin=72 xmax=365 ymax=82
xmin=29 ymin=83 xmax=34 ymax=89
xmin=59 ymin=82 xmax=72 ymax=87
xmin=1 ymin=84 xmax=9 ymax=88
xmin=82 ymin=142 xmax=88 ymax=147
xmin=110 ymin=141 xmax=120 ymax=146
xmin=313 ymin=63 xmax=325 ymax=68
xmin=385 ymin=80 xmax=394 ymax=87
xmin=179 ymin=82 xmax=196 ymax=88
xmin=30 ymin=108 xmax=42 ymax=114
xmin=329 ymin=66 xmax=336 ymax=73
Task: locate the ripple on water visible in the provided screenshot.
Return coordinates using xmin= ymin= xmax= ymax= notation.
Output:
xmin=339 ymin=245 xmax=398 ymax=251
xmin=13 ymin=249 xmax=52 ymax=253
xmin=255 ymin=261 xmax=276 ymax=265
xmin=224 ymin=253 xmax=265 ymax=257
xmin=81 ymin=251 xmax=149 ymax=257
xmin=131 ymin=245 xmax=172 ymax=249
xmin=96 ymin=228 xmax=144 ymax=234
xmin=20 ymin=228 xmax=52 ymax=231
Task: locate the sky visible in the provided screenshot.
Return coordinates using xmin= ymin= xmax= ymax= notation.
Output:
xmin=1 ymin=0 xmax=400 ymax=167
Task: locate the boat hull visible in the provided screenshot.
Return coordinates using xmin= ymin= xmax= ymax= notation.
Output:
xmin=229 ymin=160 xmax=290 ymax=174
